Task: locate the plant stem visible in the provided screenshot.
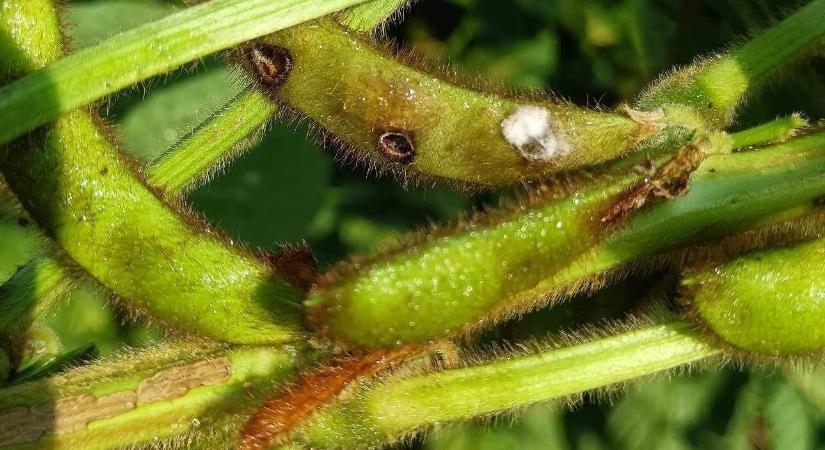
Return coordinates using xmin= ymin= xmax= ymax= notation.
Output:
xmin=0 ymin=0 xmax=370 ymax=146
xmin=291 ymin=321 xmax=719 ymax=448
xmin=338 ymin=0 xmax=412 ymax=32
xmin=731 ymin=114 xmax=807 ymax=149
xmin=637 ymin=0 xmax=825 ymax=127
xmin=148 ymin=88 xmax=276 ymax=193
xmin=735 ymin=0 xmax=825 ymax=84
xmin=0 ymin=342 xmax=303 ymax=449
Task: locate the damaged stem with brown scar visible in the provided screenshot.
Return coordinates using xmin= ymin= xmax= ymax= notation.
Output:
xmin=0 ymin=342 xmax=303 ymax=449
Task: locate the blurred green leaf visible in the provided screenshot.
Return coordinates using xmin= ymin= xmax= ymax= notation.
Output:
xmin=426 ymin=406 xmax=569 ymax=450
xmin=788 ymin=367 xmax=825 ymax=413
xmin=764 ymin=381 xmax=817 ymax=450
xmin=189 ymin=124 xmax=332 ymax=248
xmin=117 ymin=66 xmax=241 ymax=161
xmin=65 ymin=0 xmax=174 ymax=49
xmin=607 ymin=371 xmax=727 ymax=450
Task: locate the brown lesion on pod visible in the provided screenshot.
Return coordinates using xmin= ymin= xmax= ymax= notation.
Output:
xmin=600 ymin=139 xmax=708 ymax=226
xmin=376 ymin=130 xmax=416 ymax=165
xmin=246 ymin=45 xmax=293 ymax=88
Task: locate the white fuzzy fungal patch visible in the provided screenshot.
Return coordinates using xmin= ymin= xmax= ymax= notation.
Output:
xmin=501 ymin=106 xmax=571 ymax=161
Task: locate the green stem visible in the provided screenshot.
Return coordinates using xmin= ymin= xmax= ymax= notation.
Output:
xmin=637 ymin=0 xmax=825 ymax=127
xmin=291 ymin=321 xmax=719 ymax=448
xmin=337 ymin=0 xmax=412 ymax=32
xmin=0 ymin=0 xmax=370 ymax=146
xmin=730 ymin=114 xmax=807 ymax=149
xmin=148 ymin=88 xmax=276 ymax=193
xmin=735 ymin=0 xmax=825 ymax=83
xmin=596 ymin=132 xmax=825 ymax=273
xmin=0 ymin=342 xmax=303 ymax=449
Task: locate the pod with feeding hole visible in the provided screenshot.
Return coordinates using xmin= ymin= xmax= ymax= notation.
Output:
xmin=246 ymin=44 xmax=293 ymax=88
xmin=683 ymin=238 xmax=825 ymax=357
xmin=245 ymin=20 xmax=654 ymax=188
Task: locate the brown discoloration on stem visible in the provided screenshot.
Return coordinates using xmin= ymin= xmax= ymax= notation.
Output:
xmin=50 ymin=391 xmax=138 ymax=435
xmin=0 ymin=392 xmax=137 ymax=446
xmin=0 ymin=357 xmax=231 ymax=445
xmin=239 ymin=349 xmax=415 ymax=450
xmin=0 ymin=406 xmax=51 ymax=446
xmin=137 ymin=357 xmax=231 ymax=403
xmin=601 ymin=140 xmax=708 ymax=224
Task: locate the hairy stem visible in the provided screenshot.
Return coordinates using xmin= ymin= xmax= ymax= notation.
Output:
xmin=338 ymin=0 xmax=412 ymax=33
xmin=0 ymin=342 xmax=302 ymax=449
xmin=148 ymin=88 xmax=277 ymax=194
xmin=0 ymin=0 xmax=372 ymax=145
xmin=289 ymin=321 xmax=719 ymax=448
xmin=637 ymin=0 xmax=825 ymax=127
xmin=730 ymin=114 xmax=807 ymax=149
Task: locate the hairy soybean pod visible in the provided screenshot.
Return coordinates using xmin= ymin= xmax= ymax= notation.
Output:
xmin=0 ymin=0 xmax=303 ymax=344
xmin=249 ymin=20 xmax=648 ymax=187
xmin=307 ymin=131 xmax=825 ymax=349
xmin=306 ymin=174 xmax=640 ymax=348
xmin=685 ymin=239 xmax=825 ymax=356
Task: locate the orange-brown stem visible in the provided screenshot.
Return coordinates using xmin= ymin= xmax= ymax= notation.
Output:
xmin=239 ymin=348 xmax=417 ymax=449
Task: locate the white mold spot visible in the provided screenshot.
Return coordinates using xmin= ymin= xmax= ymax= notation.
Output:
xmin=501 ymin=105 xmax=571 ymax=161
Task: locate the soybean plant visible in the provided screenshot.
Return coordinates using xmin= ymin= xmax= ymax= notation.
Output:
xmin=0 ymin=0 xmax=824 ymax=449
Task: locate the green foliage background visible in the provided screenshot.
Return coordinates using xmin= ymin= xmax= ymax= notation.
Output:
xmin=2 ymin=0 xmax=825 ymax=448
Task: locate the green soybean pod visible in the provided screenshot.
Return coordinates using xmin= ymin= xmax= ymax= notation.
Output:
xmin=0 ymin=0 xmax=303 ymax=345
xmin=246 ymin=20 xmax=650 ymax=187
xmin=305 ymin=174 xmax=639 ymax=348
xmin=684 ymin=238 xmax=825 ymax=356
